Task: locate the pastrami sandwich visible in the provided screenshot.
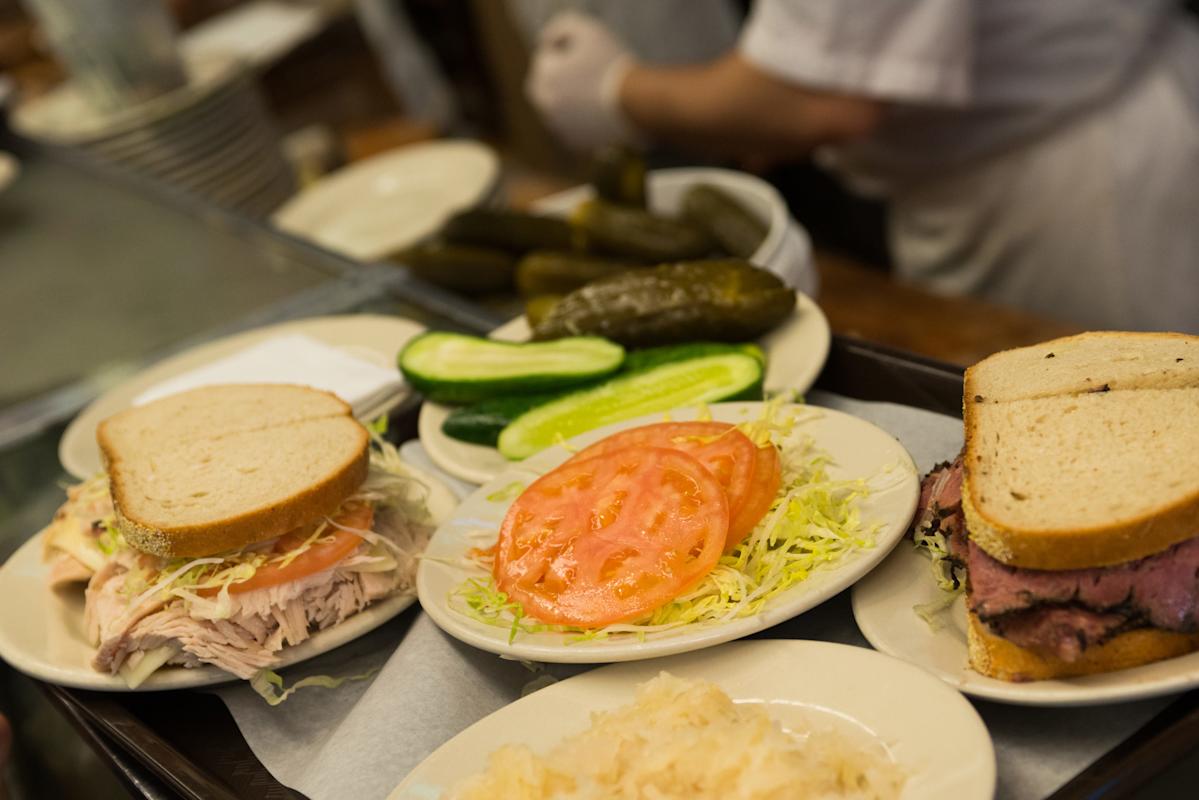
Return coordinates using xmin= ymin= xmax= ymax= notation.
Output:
xmin=42 ymin=384 xmax=434 ymax=688
xmin=912 ymin=331 xmax=1199 ymax=681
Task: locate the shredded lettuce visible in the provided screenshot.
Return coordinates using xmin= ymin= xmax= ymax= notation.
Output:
xmin=40 ymin=430 xmax=435 ymax=692
xmin=125 ymin=557 xmax=227 ymax=611
xmin=249 ymin=667 xmax=379 ymax=706
xmin=551 ymin=432 xmax=580 ymax=453
xmin=356 ymin=431 xmax=434 ymax=525
xmin=451 ymin=401 xmax=884 ymax=642
xmin=96 ymin=520 xmax=125 ymax=558
xmin=913 ymin=590 xmax=960 ymax=631
xmin=119 ymin=644 xmax=180 ymax=689
xmin=910 ymin=512 xmax=965 ymax=629
xmin=339 ymin=544 xmax=399 ymax=573
xmin=911 ymin=526 xmax=962 ymax=594
xmin=486 ymin=482 xmax=526 ymax=503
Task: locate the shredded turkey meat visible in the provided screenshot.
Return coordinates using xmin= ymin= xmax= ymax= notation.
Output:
xmin=44 ymin=454 xmax=434 ymax=683
xmin=85 ymin=543 xmax=408 ymax=679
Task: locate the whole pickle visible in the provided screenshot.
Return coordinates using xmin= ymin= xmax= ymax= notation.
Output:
xmin=532 ymin=259 xmax=795 ymax=347
xmin=516 ymin=250 xmax=643 ymax=298
xmin=572 ymin=199 xmax=715 ymax=261
xmin=398 ymin=240 xmax=515 ymax=293
xmin=682 ymin=184 xmax=770 ymax=258
xmin=524 ymin=294 xmax=563 ymax=328
xmin=441 ymin=209 xmax=575 ymax=253
xmin=591 ymin=145 xmax=647 ymax=208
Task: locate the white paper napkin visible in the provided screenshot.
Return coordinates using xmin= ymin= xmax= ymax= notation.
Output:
xmin=216 ymin=394 xmax=1170 ymax=800
xmin=133 ymin=334 xmax=404 ymax=415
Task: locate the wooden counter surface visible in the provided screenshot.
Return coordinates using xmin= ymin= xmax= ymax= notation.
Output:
xmin=814 ymin=249 xmax=1082 ymax=367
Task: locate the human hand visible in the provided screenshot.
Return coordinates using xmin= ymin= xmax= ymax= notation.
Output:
xmin=525 ymin=11 xmax=641 ymax=152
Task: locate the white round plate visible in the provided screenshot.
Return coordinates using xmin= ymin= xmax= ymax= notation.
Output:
xmin=59 ymin=314 xmax=423 ymax=480
xmin=418 ymin=296 xmax=831 ymax=485
xmin=272 ymin=140 xmax=499 ymax=261
xmin=389 ymin=639 xmax=995 ymax=800
xmin=11 ymin=56 xmax=241 ymax=144
xmin=0 ymin=462 xmax=458 ymax=691
xmin=852 ymin=544 xmax=1199 ymax=706
xmin=417 ymin=402 xmax=917 ymax=664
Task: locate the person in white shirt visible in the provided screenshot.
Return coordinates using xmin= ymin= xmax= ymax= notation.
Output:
xmin=526 ymin=0 xmax=1199 ymax=333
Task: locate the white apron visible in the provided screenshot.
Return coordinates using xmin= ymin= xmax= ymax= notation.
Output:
xmin=888 ymin=56 xmax=1199 ymax=332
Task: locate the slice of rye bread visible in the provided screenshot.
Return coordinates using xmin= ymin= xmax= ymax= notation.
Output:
xmin=967 ymin=611 xmax=1199 ymax=682
xmin=962 ymin=332 xmax=1199 ymax=570
xmin=964 ymin=330 xmax=1199 ymax=404
xmin=98 ymin=384 xmax=369 ymax=558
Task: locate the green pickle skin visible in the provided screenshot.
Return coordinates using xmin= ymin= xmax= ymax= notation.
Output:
xmin=682 ymin=184 xmax=770 ymax=259
xmin=532 ymin=259 xmax=796 ymax=348
xmin=515 ymin=250 xmax=644 ymax=298
xmin=591 ymin=146 xmax=648 ymax=208
xmin=397 ymin=240 xmax=516 ymax=293
xmin=572 ymin=199 xmax=716 ymax=262
xmin=441 ymin=208 xmax=576 ymax=253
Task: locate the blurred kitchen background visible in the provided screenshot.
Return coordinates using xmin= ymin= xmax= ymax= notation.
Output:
xmin=1 ymin=1 xmax=1198 ymax=798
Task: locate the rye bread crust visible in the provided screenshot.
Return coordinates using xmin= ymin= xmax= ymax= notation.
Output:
xmin=961 ymin=478 xmax=1199 ymax=570
xmin=966 ymin=611 xmax=1199 ymax=682
xmin=109 ymin=433 xmax=368 ymax=558
xmin=962 ymin=330 xmax=1199 ymax=405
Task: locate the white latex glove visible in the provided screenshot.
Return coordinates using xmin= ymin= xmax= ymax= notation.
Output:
xmin=525 ymin=11 xmax=641 ymax=152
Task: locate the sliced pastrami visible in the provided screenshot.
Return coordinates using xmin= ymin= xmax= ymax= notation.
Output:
xmin=912 ymin=454 xmax=968 ymax=562
xmin=968 ymin=537 xmax=1199 ymax=631
xmin=988 ymin=606 xmax=1130 ymax=662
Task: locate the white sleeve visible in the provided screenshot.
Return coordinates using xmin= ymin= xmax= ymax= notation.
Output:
xmin=739 ymin=0 xmax=974 ymax=105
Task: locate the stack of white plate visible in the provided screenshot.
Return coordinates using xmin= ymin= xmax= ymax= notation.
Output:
xmin=10 ymin=57 xmax=294 ymax=217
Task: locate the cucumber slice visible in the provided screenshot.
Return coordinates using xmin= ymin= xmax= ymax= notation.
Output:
xmin=441 ymin=342 xmax=759 ymax=447
xmin=399 ymin=332 xmax=624 ymax=404
xmin=497 ymin=352 xmax=763 ymax=460
xmin=622 ymin=342 xmax=764 ymax=373
xmin=442 ymin=392 xmax=561 ymax=446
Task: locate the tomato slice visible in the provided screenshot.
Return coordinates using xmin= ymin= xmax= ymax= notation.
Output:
xmin=494 ymin=445 xmax=729 ymax=627
xmin=726 ymin=444 xmax=782 ymax=550
xmin=198 ymin=505 xmax=373 ymax=596
xmin=567 ymin=421 xmax=758 ymax=526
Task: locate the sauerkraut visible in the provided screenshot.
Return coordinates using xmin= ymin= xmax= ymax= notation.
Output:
xmin=447 ymin=673 xmax=906 ymax=800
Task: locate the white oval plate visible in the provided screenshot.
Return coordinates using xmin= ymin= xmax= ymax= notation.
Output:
xmin=852 ymin=544 xmax=1199 ymax=706
xmin=389 ymin=639 xmax=995 ymax=800
xmin=417 ymin=402 xmax=917 ymax=664
xmin=0 ymin=462 xmax=459 ymax=691
xmin=59 ymin=314 xmax=423 ymax=480
xmin=418 ymin=295 xmax=831 ymax=485
xmin=272 ymin=140 xmax=499 ymax=261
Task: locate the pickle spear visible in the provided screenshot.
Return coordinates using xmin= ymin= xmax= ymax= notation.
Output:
xmin=397 ymin=240 xmax=515 ymax=293
xmin=524 ymin=294 xmax=562 ymax=328
xmin=682 ymin=183 xmax=770 ymax=258
xmin=591 ymin=145 xmax=647 ymax=208
xmin=572 ymin=199 xmax=715 ymax=261
xmin=516 ymin=250 xmax=643 ymax=298
xmin=441 ymin=208 xmax=575 ymax=253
